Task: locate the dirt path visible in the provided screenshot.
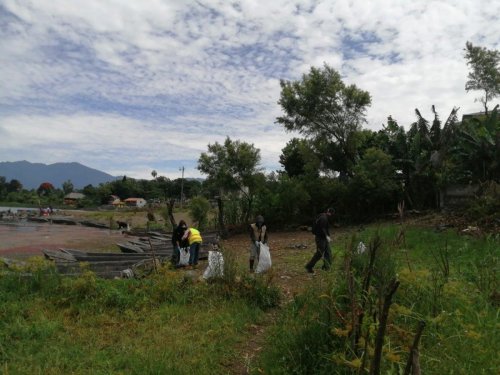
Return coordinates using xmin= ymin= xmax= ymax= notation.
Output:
xmin=221 ymin=231 xmax=320 ymax=374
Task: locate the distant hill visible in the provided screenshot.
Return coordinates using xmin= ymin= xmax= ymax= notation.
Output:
xmin=0 ymin=161 xmax=118 ymax=190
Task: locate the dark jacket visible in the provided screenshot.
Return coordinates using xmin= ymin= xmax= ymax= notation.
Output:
xmin=315 ymin=213 xmax=330 ymax=239
xmin=172 ymin=225 xmax=188 ymax=248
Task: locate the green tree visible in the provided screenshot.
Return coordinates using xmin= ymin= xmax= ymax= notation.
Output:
xmin=455 ymin=105 xmax=500 ymax=182
xmin=279 ymin=138 xmax=319 ymax=178
xmin=156 ymin=176 xmax=172 ymax=201
xmin=189 ymin=196 xmax=211 ymax=229
xmin=7 ymin=179 xmax=23 ymax=193
xmin=348 ymin=147 xmax=400 ymax=217
xmin=464 ymin=41 xmax=500 ymax=115
xmin=62 ymin=180 xmax=74 ymax=195
xmin=276 ymin=63 xmax=371 ymax=177
xmin=0 ymin=176 xmax=7 ymax=200
xmin=198 ymin=137 xmax=262 ymax=224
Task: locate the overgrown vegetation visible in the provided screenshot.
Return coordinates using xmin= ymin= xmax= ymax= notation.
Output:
xmin=0 ymin=251 xmax=280 ymax=374
xmin=256 ymin=226 xmax=499 ymax=374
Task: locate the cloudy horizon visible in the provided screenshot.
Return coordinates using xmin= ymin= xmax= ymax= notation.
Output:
xmin=1 ymin=0 xmax=499 ymax=180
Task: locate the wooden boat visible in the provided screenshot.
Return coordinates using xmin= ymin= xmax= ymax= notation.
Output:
xmin=79 ymin=220 xmax=110 ymax=229
xmin=42 ymin=249 xmax=77 ymax=262
xmin=43 ymin=248 xmax=165 ymax=279
xmin=61 ymin=248 xmax=172 ymax=262
xmin=116 ymin=242 xmax=146 ymax=253
xmin=50 ymin=217 xmax=78 ymax=225
xmin=27 ymin=216 xmax=49 ymax=223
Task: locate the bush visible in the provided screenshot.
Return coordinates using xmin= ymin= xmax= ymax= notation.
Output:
xmin=189 ymin=196 xmax=211 ymax=229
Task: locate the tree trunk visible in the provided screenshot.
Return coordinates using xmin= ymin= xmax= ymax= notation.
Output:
xmin=217 ymin=196 xmax=228 ymax=239
xmin=167 ymin=199 xmax=176 ymax=228
xmin=370 ymin=279 xmax=400 ymax=375
xmin=404 ymin=321 xmax=426 ymax=375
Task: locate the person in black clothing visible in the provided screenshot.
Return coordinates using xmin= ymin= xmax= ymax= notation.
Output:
xmin=171 ymin=220 xmax=188 ymax=265
xmin=249 ymin=215 xmax=268 ymax=272
xmin=305 ymin=208 xmax=334 ymax=273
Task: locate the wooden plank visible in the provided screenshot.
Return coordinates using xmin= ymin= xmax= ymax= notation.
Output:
xmin=42 ymin=249 xmax=77 ymax=262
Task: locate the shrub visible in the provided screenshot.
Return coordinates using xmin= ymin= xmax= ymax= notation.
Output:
xmin=189 ymin=196 xmax=211 ymax=229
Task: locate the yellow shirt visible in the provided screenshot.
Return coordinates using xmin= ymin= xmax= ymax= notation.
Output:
xmin=186 ymin=228 xmax=202 ymax=244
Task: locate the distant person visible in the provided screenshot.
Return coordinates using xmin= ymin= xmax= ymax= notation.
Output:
xmin=182 ymin=225 xmax=203 ymax=269
xmin=171 ymin=220 xmax=188 ymax=265
xmin=249 ymin=215 xmax=268 ymax=272
xmin=116 ymin=221 xmax=129 ymax=230
xmin=305 ymin=208 xmax=334 ymax=273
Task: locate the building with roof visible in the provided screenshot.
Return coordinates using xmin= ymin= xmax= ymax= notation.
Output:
xmin=124 ymin=198 xmax=147 ymax=208
xmin=63 ymin=192 xmax=85 ymax=206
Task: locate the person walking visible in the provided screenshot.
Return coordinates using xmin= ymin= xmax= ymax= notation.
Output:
xmin=171 ymin=220 xmax=188 ymax=266
xmin=249 ymin=215 xmax=268 ymax=272
xmin=182 ymin=226 xmax=203 ymax=269
xmin=305 ymin=208 xmax=334 ymax=273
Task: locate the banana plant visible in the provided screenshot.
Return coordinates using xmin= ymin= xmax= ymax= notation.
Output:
xmin=456 ymin=105 xmax=499 ymax=182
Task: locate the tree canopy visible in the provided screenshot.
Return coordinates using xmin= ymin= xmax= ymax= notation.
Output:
xmin=276 ymin=64 xmax=371 ymax=177
xmin=464 ymin=41 xmax=500 ymax=114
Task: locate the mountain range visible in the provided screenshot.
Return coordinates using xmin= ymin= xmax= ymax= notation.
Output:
xmin=0 ymin=161 xmax=118 ymax=190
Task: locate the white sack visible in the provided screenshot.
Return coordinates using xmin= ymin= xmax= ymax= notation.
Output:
xmin=255 ymin=242 xmax=272 ymax=274
xmin=178 ymin=247 xmax=190 ymax=266
xmin=203 ymin=250 xmax=224 ymax=279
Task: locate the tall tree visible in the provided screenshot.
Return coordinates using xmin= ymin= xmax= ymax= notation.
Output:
xmin=276 ymin=63 xmax=371 ymax=177
xmin=198 ymin=137 xmax=262 ymax=225
xmin=7 ymin=179 xmax=23 ymax=193
xmin=0 ymin=176 xmax=7 ymax=200
xmin=279 ymin=138 xmax=319 ymax=178
xmin=37 ymin=182 xmax=55 ymax=196
xmin=62 ymin=180 xmax=74 ymax=195
xmin=464 ymin=42 xmax=500 ymax=115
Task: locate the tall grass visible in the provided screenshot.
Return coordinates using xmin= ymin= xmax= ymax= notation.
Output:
xmin=0 ymin=254 xmax=281 ymax=374
xmin=257 ymin=225 xmax=499 ymax=374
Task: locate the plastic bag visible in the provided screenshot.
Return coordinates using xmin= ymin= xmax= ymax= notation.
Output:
xmin=203 ymin=250 xmax=224 ymax=279
xmin=178 ymin=247 xmax=190 ymax=266
xmin=255 ymin=242 xmax=271 ymax=273
xmin=356 ymin=241 xmax=367 ymax=254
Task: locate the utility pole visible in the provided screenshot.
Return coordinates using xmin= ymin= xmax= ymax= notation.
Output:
xmin=179 ymin=166 xmax=185 ymax=209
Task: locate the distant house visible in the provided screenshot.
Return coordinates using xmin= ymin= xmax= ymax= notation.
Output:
xmin=124 ymin=198 xmax=147 ymax=208
xmin=108 ymin=195 xmax=123 ymax=207
xmin=64 ymin=192 xmax=85 ymax=206
xmin=108 ymin=195 xmax=120 ymax=204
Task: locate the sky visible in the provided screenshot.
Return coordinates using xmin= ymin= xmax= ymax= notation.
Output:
xmin=1 ymin=0 xmax=499 ymax=181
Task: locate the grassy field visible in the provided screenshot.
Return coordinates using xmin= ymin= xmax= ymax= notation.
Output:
xmin=0 ymin=220 xmax=498 ymax=374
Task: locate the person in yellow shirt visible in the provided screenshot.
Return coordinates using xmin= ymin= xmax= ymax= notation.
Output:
xmin=182 ymin=226 xmax=203 ymax=269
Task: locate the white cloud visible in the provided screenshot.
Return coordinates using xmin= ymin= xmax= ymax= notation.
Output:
xmin=1 ymin=0 xmax=499 ymax=180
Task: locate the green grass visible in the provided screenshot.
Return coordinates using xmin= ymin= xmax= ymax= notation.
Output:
xmin=0 ymin=263 xmax=279 ymax=374
xmin=1 ymin=223 xmax=498 ymax=374
xmin=256 ymin=224 xmax=499 ymax=374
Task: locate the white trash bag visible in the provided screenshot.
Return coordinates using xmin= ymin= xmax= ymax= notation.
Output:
xmin=178 ymin=247 xmax=190 ymax=266
xmin=356 ymin=241 xmax=367 ymax=255
xmin=255 ymin=242 xmax=272 ymax=274
xmin=203 ymin=250 xmax=224 ymax=279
